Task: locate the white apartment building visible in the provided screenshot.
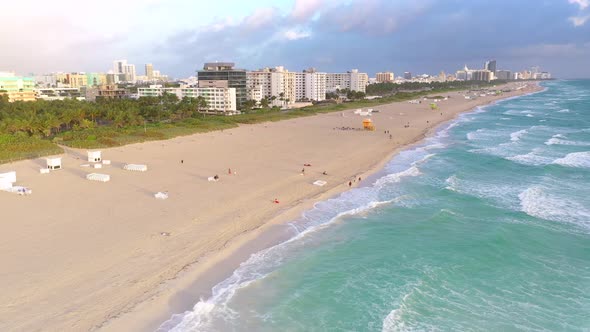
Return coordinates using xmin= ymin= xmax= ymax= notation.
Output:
xmin=304 ymin=70 xmax=327 ymax=101
xmin=137 ymin=85 xmax=237 ymax=114
xmin=326 ymin=69 xmax=368 ymax=93
xmin=247 ymin=66 xmax=296 ymax=105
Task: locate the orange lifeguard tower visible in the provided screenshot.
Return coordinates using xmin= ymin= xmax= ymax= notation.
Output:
xmin=363 ymin=118 xmax=375 ymax=131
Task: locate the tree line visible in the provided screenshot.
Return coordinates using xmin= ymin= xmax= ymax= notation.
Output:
xmin=366 ymin=80 xmax=508 ymax=96
xmin=0 ymin=93 xmax=208 ymax=139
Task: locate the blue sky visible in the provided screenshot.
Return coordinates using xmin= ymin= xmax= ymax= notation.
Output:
xmin=1 ymin=0 xmax=589 ymax=78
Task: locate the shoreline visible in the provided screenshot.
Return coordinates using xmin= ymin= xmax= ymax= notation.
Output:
xmin=0 ymin=82 xmax=541 ymax=332
xmin=99 ymin=82 xmax=543 ymax=332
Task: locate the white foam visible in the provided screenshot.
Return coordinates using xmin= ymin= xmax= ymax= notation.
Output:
xmin=545 ymin=138 xmax=590 ymax=146
xmin=553 ymin=151 xmax=590 ymax=168
xmin=519 ymin=186 xmax=590 ymax=227
xmin=557 ymin=109 xmax=570 ymax=113
xmin=466 ymin=128 xmax=486 ymax=141
xmin=375 ymin=166 xmax=421 ymax=187
xmin=510 ymin=129 xmax=528 ymax=142
xmin=506 ymin=151 xmax=553 ymax=166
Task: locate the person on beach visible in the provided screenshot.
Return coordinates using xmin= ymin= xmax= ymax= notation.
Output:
xmin=228 ymin=168 xmax=232 ymax=175
xmin=301 ymin=168 xmax=305 ymax=174
xmin=214 ymin=175 xmax=219 ymax=180
xmin=181 ymin=160 xmax=183 ymax=164
xmin=358 ymin=177 xmax=362 ymax=182
xmin=273 ymin=198 xmax=280 ymax=204
xmin=322 ymin=171 xmax=328 ymax=175
xmin=348 ymin=181 xmax=352 ymax=187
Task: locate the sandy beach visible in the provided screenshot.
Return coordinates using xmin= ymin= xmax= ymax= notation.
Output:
xmin=0 ymin=83 xmax=540 ymax=331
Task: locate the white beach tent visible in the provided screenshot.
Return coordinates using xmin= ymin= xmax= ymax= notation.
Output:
xmin=46 ymin=157 xmax=62 ymax=170
xmin=0 ymin=171 xmax=17 ymax=190
xmin=313 ymin=180 xmax=327 ymax=187
xmin=123 ymin=164 xmax=148 ymax=172
xmin=86 ymin=173 xmax=110 ymax=182
xmin=88 ymin=151 xmax=102 ymax=162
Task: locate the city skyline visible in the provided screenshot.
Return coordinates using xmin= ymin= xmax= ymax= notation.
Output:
xmin=1 ymin=0 xmax=589 ymax=78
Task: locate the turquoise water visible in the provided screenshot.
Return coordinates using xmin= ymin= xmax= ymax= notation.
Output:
xmin=161 ymin=81 xmax=590 ymax=331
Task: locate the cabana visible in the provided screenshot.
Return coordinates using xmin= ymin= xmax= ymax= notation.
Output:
xmin=88 ymin=151 xmax=102 ymax=163
xmin=0 ymin=176 xmax=14 ymax=190
xmin=86 ymin=173 xmax=110 ymax=182
xmin=46 ymin=157 xmax=62 ymax=170
xmin=123 ymin=164 xmax=148 ymax=172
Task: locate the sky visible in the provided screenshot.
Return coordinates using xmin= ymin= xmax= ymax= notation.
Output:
xmin=1 ymin=0 xmax=590 ymax=78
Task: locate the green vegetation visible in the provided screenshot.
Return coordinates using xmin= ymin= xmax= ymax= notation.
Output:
xmin=366 ymin=80 xmax=508 ymax=96
xmin=0 ymin=80 xmax=508 ymax=164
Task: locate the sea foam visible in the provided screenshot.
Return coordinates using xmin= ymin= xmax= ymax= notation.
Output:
xmin=552 ymin=151 xmax=590 ymax=168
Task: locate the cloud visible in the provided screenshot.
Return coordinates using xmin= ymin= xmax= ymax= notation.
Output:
xmin=568 ymin=0 xmax=589 ymax=10
xmin=290 ymin=0 xmax=325 ymax=21
xmin=284 ymin=29 xmax=312 ymax=40
xmin=243 ymin=7 xmax=280 ymax=30
xmin=569 ymin=14 xmax=590 ymax=26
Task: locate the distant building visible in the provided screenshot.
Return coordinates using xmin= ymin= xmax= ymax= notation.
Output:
xmin=198 ymin=62 xmax=247 ymax=109
xmin=484 ymin=60 xmax=497 ymax=76
xmin=137 ymin=85 xmax=237 ymax=114
xmin=495 ymin=70 xmax=512 ymax=80
xmin=87 ymin=85 xmax=128 ymax=101
xmin=438 ymin=71 xmax=447 ymax=82
xmin=123 ymin=64 xmax=136 ymax=82
xmin=145 ymin=64 xmax=154 ymax=81
xmin=113 ymin=60 xmax=127 ymax=75
xmin=0 ymin=72 xmax=36 ymax=102
xmin=471 ymin=69 xmax=492 ymax=82
xmin=403 ymin=72 xmax=412 ymax=80
xmin=376 ymin=72 xmax=394 ymax=83
xmin=455 ymin=65 xmax=475 ymax=81
xmin=326 ymin=69 xmax=368 ymax=92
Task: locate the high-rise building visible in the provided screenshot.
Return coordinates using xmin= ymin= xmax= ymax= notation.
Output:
xmin=246 ymin=66 xmax=296 ymax=105
xmin=403 ymin=72 xmax=412 ymax=80
xmin=376 ymin=72 xmax=394 ymax=83
xmin=124 ymin=64 xmax=136 ymax=82
xmin=145 ymin=64 xmax=154 ymax=80
xmin=484 ymin=60 xmax=497 ymax=76
xmin=113 ymin=60 xmax=127 ymax=74
xmin=472 ymin=69 xmax=492 ymax=82
xmin=295 ymin=68 xmax=327 ymax=102
xmin=326 ymin=69 xmax=368 ymax=92
xmin=198 ymin=62 xmax=247 ymax=108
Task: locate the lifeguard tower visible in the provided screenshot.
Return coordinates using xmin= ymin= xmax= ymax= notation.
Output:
xmin=362 ymin=119 xmax=375 ymax=131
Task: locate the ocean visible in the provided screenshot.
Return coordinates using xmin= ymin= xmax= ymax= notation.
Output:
xmin=159 ymin=80 xmax=590 ymax=331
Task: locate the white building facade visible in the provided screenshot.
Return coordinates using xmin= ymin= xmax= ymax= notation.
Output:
xmin=137 ymin=85 xmax=237 ymax=113
xmin=247 ymin=66 xmax=296 ymax=105
xmin=326 ymin=69 xmax=368 ymax=92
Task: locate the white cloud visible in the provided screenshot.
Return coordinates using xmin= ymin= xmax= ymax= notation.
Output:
xmin=569 ymin=14 xmax=590 ymax=26
xmin=284 ymin=29 xmax=312 ymax=40
xmin=290 ymin=0 xmax=325 ymax=21
xmin=243 ymin=7 xmax=279 ymax=30
xmin=568 ymin=0 xmax=590 ymax=10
